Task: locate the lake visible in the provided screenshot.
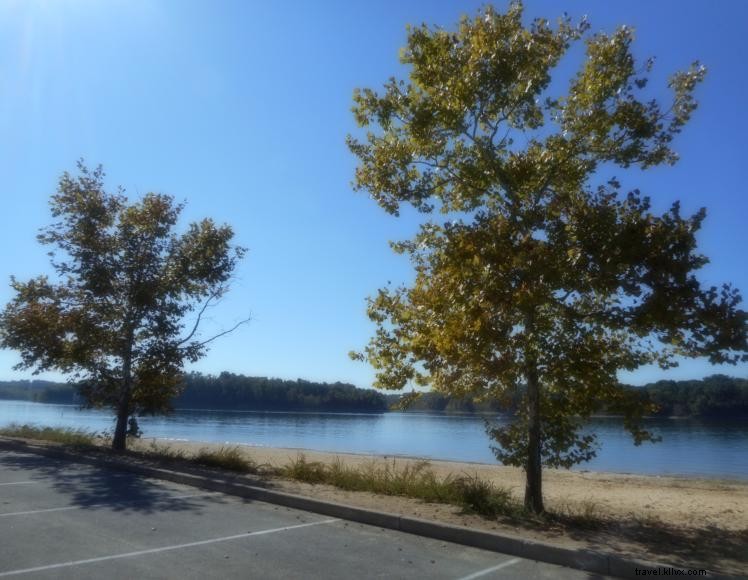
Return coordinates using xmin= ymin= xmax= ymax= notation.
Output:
xmin=1 ymin=399 xmax=746 ymax=479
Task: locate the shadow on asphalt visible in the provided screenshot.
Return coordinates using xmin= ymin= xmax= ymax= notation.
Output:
xmin=0 ymin=451 xmax=234 ymax=515
xmin=563 ymin=518 xmax=748 ymax=574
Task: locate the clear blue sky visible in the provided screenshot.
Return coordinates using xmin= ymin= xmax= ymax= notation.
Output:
xmin=0 ymin=0 xmax=746 ymax=388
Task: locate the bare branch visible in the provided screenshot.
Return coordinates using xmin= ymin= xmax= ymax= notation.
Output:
xmin=177 ymin=293 xmax=218 ymax=346
xmin=186 ymin=315 xmax=252 ymax=349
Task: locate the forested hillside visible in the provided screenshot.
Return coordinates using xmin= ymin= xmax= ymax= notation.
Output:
xmin=644 ymin=375 xmax=748 ymax=418
xmin=174 ymin=372 xmax=387 ymax=412
xmin=0 ymin=372 xmax=387 ymax=413
xmin=387 ymin=375 xmax=748 ymax=418
xmin=0 ymin=374 xmax=745 ymax=417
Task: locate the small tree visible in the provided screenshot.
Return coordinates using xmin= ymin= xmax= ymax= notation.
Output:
xmin=348 ymin=3 xmax=747 ymax=513
xmin=0 ymin=163 xmax=247 ymax=451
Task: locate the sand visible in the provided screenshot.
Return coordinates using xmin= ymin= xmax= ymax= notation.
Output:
xmin=130 ymin=438 xmax=748 ymax=530
xmin=128 ymin=438 xmax=748 ymax=573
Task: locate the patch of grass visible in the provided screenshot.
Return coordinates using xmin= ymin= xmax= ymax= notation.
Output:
xmin=283 ymin=454 xmax=328 ymax=482
xmin=626 ymin=509 xmax=666 ymax=529
xmin=281 ymin=454 xmax=519 ymax=518
xmin=132 ymin=441 xmax=257 ymax=474
xmin=0 ymin=423 xmax=97 ymax=447
xmin=192 ymin=446 xmax=256 ymax=473
xmin=137 ymin=440 xmax=188 ymax=462
xmin=546 ymin=499 xmax=605 ymax=530
xmin=452 ymin=473 xmax=519 ymax=518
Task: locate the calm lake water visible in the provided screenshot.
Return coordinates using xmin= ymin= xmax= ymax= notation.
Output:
xmin=1 ymin=399 xmax=746 ymax=479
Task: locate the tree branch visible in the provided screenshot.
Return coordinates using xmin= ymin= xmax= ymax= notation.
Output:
xmin=177 ymin=293 xmax=218 ymax=346
xmin=187 ymin=315 xmax=252 ymax=348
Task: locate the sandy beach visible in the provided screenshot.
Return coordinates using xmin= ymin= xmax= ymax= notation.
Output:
xmin=127 ymin=439 xmax=748 ymax=572
xmin=131 ymin=438 xmax=748 ymax=534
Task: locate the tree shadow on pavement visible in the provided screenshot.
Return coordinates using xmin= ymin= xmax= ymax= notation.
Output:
xmin=0 ymin=450 xmax=230 ymax=515
xmin=563 ymin=518 xmax=748 ymax=576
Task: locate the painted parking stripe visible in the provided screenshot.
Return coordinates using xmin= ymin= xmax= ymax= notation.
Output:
xmin=0 ymin=481 xmax=37 ymax=487
xmin=0 ymin=492 xmax=220 ymax=517
xmin=457 ymin=558 xmax=522 ymax=580
xmin=0 ymin=518 xmax=339 ymax=577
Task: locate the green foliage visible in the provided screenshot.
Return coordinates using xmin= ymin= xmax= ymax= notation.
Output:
xmin=0 ymin=373 xmax=387 ymax=412
xmin=176 ymin=372 xmax=388 ymax=412
xmin=0 ymin=423 xmax=97 ymax=447
xmin=451 ymin=473 xmax=516 ymax=517
xmin=385 ymin=390 xmax=517 ymax=413
xmin=0 ymin=380 xmax=78 ymax=403
xmin=385 ymin=375 xmax=748 ymax=418
xmin=0 ymin=375 xmax=384 ymax=413
xmin=644 ymin=374 xmax=748 ymax=418
xmin=486 ymin=415 xmax=599 ymax=469
xmin=348 ymin=3 xmax=747 ymax=511
xmin=0 ymin=162 xmax=246 ymax=450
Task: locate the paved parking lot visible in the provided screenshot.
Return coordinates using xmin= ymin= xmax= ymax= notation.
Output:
xmin=0 ymin=450 xmax=603 ymax=579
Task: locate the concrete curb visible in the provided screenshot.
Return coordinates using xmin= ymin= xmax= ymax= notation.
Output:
xmin=0 ymin=438 xmax=739 ymax=580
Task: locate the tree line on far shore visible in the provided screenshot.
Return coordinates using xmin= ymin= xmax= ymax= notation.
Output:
xmin=388 ymin=374 xmax=748 ymax=418
xmin=0 ymin=373 xmax=745 ymax=418
xmin=175 ymin=373 xmax=388 ymax=412
xmin=0 ymin=372 xmax=388 ymax=413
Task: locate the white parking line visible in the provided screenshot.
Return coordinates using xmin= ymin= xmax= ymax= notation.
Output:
xmin=0 ymin=518 xmax=339 ymax=577
xmin=0 ymin=492 xmax=219 ymax=517
xmin=456 ymin=558 xmax=522 ymax=580
xmin=0 ymin=481 xmax=37 ymax=487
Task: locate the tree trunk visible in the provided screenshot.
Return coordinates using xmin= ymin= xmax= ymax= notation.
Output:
xmin=524 ymin=312 xmax=544 ymax=514
xmin=112 ymin=396 xmax=129 ymax=452
xmin=112 ymin=332 xmax=134 ymax=453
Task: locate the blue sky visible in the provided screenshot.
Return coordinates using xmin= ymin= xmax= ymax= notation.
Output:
xmin=0 ymin=0 xmax=746 ymax=388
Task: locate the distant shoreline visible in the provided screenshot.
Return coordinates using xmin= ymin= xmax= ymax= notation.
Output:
xmin=3 ymin=397 xmax=748 ymax=420
xmin=2 ymin=373 xmax=747 ymax=418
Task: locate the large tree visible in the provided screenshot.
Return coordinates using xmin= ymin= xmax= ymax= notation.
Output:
xmin=0 ymin=163 xmax=247 ymax=451
xmin=348 ymin=3 xmax=747 ymax=513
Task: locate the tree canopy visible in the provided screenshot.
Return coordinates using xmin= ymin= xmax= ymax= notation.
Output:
xmin=0 ymin=162 xmax=247 ymax=450
xmin=348 ymin=3 xmax=747 ymax=512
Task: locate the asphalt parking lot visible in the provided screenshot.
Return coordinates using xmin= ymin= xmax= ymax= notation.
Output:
xmin=0 ymin=450 xmax=604 ymax=579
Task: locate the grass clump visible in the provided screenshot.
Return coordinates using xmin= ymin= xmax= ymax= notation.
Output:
xmin=524 ymin=499 xmax=650 ymax=532
xmin=0 ymin=423 xmax=97 ymax=447
xmin=130 ymin=441 xmax=261 ymax=475
xmin=192 ymin=446 xmax=256 ymax=473
xmin=282 ymin=454 xmax=329 ymax=483
xmin=547 ymin=499 xmax=606 ymax=530
xmin=281 ymin=454 xmax=518 ymax=518
xmin=138 ymin=440 xmax=188 ymax=462
xmin=451 ymin=473 xmax=518 ymax=518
